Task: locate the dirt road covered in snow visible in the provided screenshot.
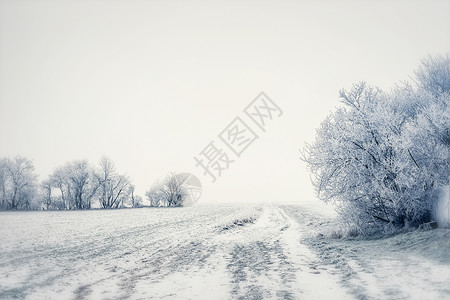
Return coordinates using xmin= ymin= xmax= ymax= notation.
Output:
xmin=1 ymin=204 xmax=449 ymax=299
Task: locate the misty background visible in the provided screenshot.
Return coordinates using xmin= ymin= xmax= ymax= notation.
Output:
xmin=1 ymin=0 xmax=449 ymax=205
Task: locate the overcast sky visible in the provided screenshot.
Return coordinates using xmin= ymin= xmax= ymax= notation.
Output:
xmin=0 ymin=0 xmax=449 ymax=205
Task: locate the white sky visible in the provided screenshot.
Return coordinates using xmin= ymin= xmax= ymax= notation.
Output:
xmin=0 ymin=0 xmax=449 ymax=205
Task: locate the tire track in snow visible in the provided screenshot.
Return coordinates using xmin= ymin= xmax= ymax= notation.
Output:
xmin=223 ymin=205 xmax=350 ymax=299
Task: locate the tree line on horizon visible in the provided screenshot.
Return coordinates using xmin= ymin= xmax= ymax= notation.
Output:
xmin=0 ymin=156 xmax=188 ymax=211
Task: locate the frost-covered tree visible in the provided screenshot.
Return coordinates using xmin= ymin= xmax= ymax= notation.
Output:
xmin=146 ymin=173 xmax=188 ymax=207
xmin=41 ymin=179 xmax=53 ymax=210
xmin=145 ymin=184 xmax=164 ymax=207
xmin=0 ymin=161 xmax=6 ymax=209
xmin=48 ymin=165 xmax=71 ymax=209
xmin=0 ymin=156 xmax=38 ymax=210
xmin=129 ymin=185 xmax=143 ymax=208
xmin=416 ymin=54 xmax=450 ymax=97
xmin=49 ymin=160 xmax=99 ymax=210
xmin=301 ymin=55 xmax=450 ymax=233
xmin=94 ymin=156 xmax=132 ymax=209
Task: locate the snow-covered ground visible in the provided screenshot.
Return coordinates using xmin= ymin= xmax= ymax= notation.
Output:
xmin=0 ymin=203 xmax=449 ymax=299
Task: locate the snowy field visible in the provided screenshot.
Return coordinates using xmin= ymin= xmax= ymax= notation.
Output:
xmin=1 ymin=203 xmax=449 ymax=299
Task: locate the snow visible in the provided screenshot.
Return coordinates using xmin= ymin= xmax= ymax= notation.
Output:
xmin=285 ymin=205 xmax=450 ymax=299
xmin=1 ymin=204 xmax=449 ymax=299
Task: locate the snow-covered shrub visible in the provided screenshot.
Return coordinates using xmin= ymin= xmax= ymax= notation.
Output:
xmin=301 ymin=55 xmax=450 ymax=234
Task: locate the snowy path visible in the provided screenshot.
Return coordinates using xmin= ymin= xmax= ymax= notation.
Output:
xmin=1 ymin=204 xmax=449 ymax=299
xmin=215 ymin=205 xmax=349 ymax=299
